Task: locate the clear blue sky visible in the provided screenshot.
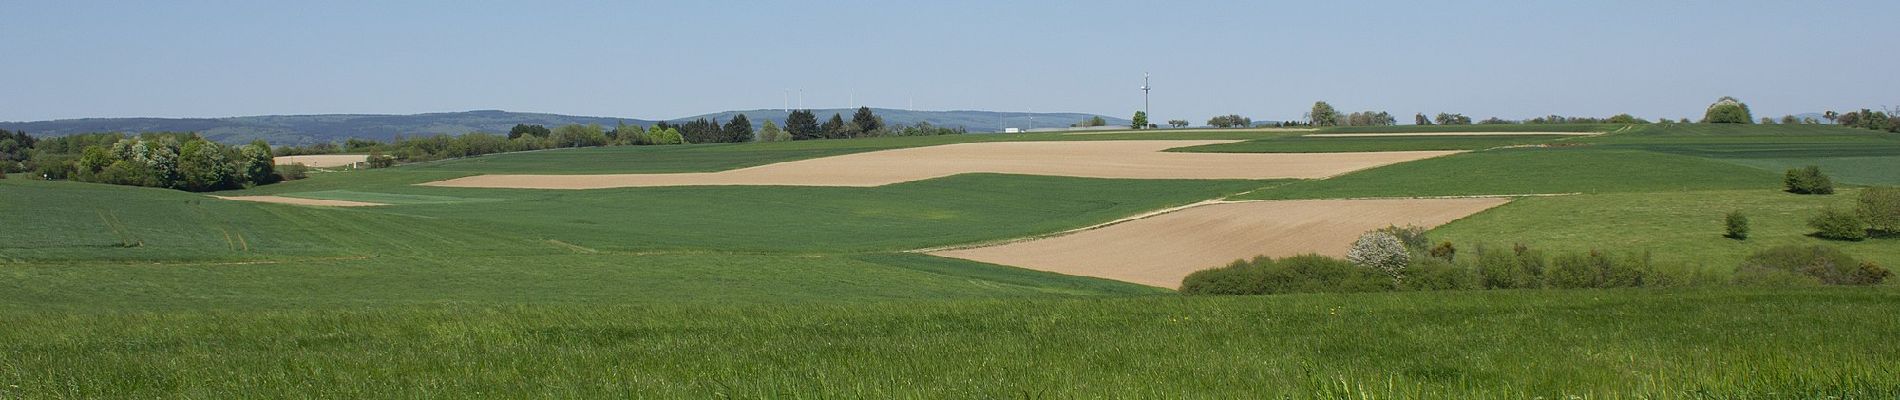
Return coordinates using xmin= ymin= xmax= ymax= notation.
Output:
xmin=4 ymin=0 xmax=1896 ymax=123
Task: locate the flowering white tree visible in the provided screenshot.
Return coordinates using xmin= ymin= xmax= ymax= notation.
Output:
xmin=1347 ymin=231 xmax=1410 ymax=282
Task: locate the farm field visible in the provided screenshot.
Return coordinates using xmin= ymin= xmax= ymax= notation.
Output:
xmin=422 ymin=140 xmax=1456 ymax=188
xmin=5 ymin=123 xmax=1899 ymax=397
xmin=931 ymin=198 xmax=1509 ymax=288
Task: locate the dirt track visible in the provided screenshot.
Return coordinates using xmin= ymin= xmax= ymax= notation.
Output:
xmin=928 ymin=198 xmax=1510 ymax=288
xmin=276 ymin=155 xmax=367 ymax=167
xmin=421 ymin=140 xmax=1458 ymax=189
xmin=215 ymin=195 xmax=386 ymax=207
xmin=1302 ymin=132 xmax=1599 ymax=137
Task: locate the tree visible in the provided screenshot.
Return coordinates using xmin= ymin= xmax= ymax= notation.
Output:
xmin=850 ymin=107 xmax=882 ymax=135
xmin=1824 ymin=110 xmax=1839 ymax=124
xmin=1606 ymin=114 xmax=1645 ymax=124
xmin=1780 ymin=115 xmax=1800 ymax=124
xmin=241 ymin=140 xmax=276 ymax=185
xmin=508 ymin=124 xmax=551 ymax=139
xmin=644 ymin=126 xmax=684 ymax=145
xmin=1309 ymin=101 xmax=1339 ymax=126
xmin=1414 ymin=113 xmax=1432 ymax=125
xmin=1076 ymin=116 xmax=1108 ymax=127
xmin=785 ymin=110 xmax=822 ymax=140
xmin=177 ymin=139 xmax=238 ymax=191
xmin=723 ymin=114 xmax=754 ymax=142
xmin=1702 ymin=96 xmax=1753 ymax=124
xmin=756 ymin=120 xmax=790 ymax=142
xmin=1346 ymin=231 xmax=1410 ymax=284
xmin=1434 ymin=113 xmax=1472 ymax=125
xmin=678 ymin=118 xmax=722 ymax=143
xmin=821 ymin=113 xmax=847 ymax=138
xmin=1167 ymin=119 xmax=1189 ymax=128
xmin=1130 ymin=111 xmax=1148 ymax=129
xmin=551 ymin=124 xmax=609 ymax=147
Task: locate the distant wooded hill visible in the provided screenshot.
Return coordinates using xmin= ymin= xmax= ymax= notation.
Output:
xmin=0 ymin=109 xmax=1128 ymax=145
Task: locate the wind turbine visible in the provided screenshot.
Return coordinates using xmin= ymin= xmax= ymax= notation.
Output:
xmin=1141 ymin=72 xmax=1151 ymax=121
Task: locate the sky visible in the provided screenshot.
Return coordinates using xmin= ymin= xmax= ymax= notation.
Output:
xmin=3 ymin=0 xmax=1897 ymax=123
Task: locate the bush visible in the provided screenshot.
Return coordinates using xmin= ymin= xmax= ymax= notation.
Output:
xmin=1808 ymin=207 xmax=1867 ymax=241
xmin=1859 ymin=187 xmax=1900 ymax=235
xmin=1702 ymin=96 xmax=1753 ymax=124
xmin=1739 ymin=245 xmax=1887 ymax=285
xmin=1180 ymin=254 xmax=1390 ymax=295
xmin=366 ymin=151 xmax=396 ymax=169
xmin=1724 ymin=210 xmax=1750 ymax=240
xmin=1374 ymin=225 xmax=1430 ymax=252
xmin=1346 ymin=231 xmax=1410 ymax=281
xmin=1472 ymin=245 xmax=1540 ymax=289
xmin=1784 ymin=166 xmax=1834 ymax=194
xmin=1545 ymin=250 xmax=1647 ymax=289
xmin=276 ymin=163 xmax=309 ymax=181
xmin=1179 ymin=259 xmax=1265 ymax=295
xmin=1403 ymin=257 xmax=1478 ymax=291
xmin=1428 ymin=241 xmax=1457 ymax=262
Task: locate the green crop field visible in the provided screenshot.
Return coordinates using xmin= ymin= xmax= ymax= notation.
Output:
xmin=6 ymin=125 xmax=1898 ymax=398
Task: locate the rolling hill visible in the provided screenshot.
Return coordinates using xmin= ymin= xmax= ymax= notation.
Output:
xmin=0 ymin=109 xmax=1128 ymax=145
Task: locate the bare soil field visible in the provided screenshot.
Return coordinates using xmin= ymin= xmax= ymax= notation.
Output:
xmin=1303 ymin=132 xmax=1599 ymax=137
xmin=422 ymin=141 xmax=1457 ymax=189
xmin=1062 ymin=128 xmax=1315 ymax=135
xmin=929 ymin=198 xmax=1510 ymax=288
xmin=214 ymin=195 xmax=387 ymax=207
xmin=275 ymin=155 xmax=368 ymax=168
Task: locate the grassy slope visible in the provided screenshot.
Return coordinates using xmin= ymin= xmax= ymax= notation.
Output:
xmin=1 ymin=289 xmax=1893 ymax=398
xmin=1431 ymin=189 xmax=1900 ymax=271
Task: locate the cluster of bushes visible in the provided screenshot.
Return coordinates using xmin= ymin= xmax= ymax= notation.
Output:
xmin=1784 ymin=166 xmax=1834 ymax=194
xmin=45 ymin=133 xmax=289 ymax=191
xmin=1205 ymin=115 xmax=1252 ymax=128
xmin=1808 ymin=187 xmax=1900 ymax=241
xmin=1181 ymin=226 xmax=1891 ymax=296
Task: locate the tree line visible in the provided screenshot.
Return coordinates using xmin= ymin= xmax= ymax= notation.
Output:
xmin=3 ymin=131 xmax=290 ymax=192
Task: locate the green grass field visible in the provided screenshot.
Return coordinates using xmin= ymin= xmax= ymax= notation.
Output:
xmin=6 ymin=124 xmax=1899 ymax=397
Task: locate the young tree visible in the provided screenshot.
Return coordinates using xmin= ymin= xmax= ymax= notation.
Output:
xmin=850 ymin=107 xmax=882 ymax=135
xmin=785 ymin=110 xmax=822 ymax=140
xmin=1130 ymin=111 xmax=1149 ymax=129
xmin=821 ymin=113 xmax=847 ymax=138
xmin=1309 ymin=101 xmax=1339 ymax=126
xmin=756 ymin=120 xmax=790 ymax=142
xmin=723 ymin=114 xmax=754 ymax=142
xmin=1702 ymin=96 xmax=1754 ymax=124
xmin=1725 ymin=210 xmax=1750 ymax=240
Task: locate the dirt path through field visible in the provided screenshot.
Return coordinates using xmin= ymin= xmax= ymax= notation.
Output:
xmin=928 ymin=198 xmax=1510 ymax=288
xmin=215 ymin=195 xmax=387 ymax=207
xmin=421 ymin=140 xmax=1457 ymax=189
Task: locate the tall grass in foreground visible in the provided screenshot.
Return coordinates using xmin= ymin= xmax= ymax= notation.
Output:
xmin=1 ymin=288 xmax=1894 ymax=398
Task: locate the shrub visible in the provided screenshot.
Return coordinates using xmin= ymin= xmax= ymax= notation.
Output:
xmin=1347 ymin=231 xmax=1410 ymax=281
xmin=366 ymin=151 xmax=396 ymax=169
xmin=1428 ymin=241 xmax=1457 ymax=262
xmin=1180 ymin=254 xmax=1390 ymax=295
xmin=1783 ymin=166 xmax=1834 ymax=194
xmin=276 ymin=163 xmax=309 ymax=181
xmin=1739 ymin=245 xmax=1886 ymax=285
xmin=1724 ymin=210 xmax=1750 ymax=240
xmin=1374 ymin=225 xmax=1431 ymax=252
xmin=1808 ymin=207 xmax=1867 ymax=241
xmin=1546 ymin=252 xmax=1598 ymax=289
xmin=1403 ymin=257 xmax=1478 ymax=291
xmin=1858 ymin=187 xmax=1900 ymax=235
xmin=1179 ymin=259 xmax=1265 ymax=295
xmin=0 ymin=168 xmax=6 ymax=179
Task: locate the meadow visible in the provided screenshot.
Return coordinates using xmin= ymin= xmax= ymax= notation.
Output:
xmin=4 ymin=123 xmax=1898 ymax=397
